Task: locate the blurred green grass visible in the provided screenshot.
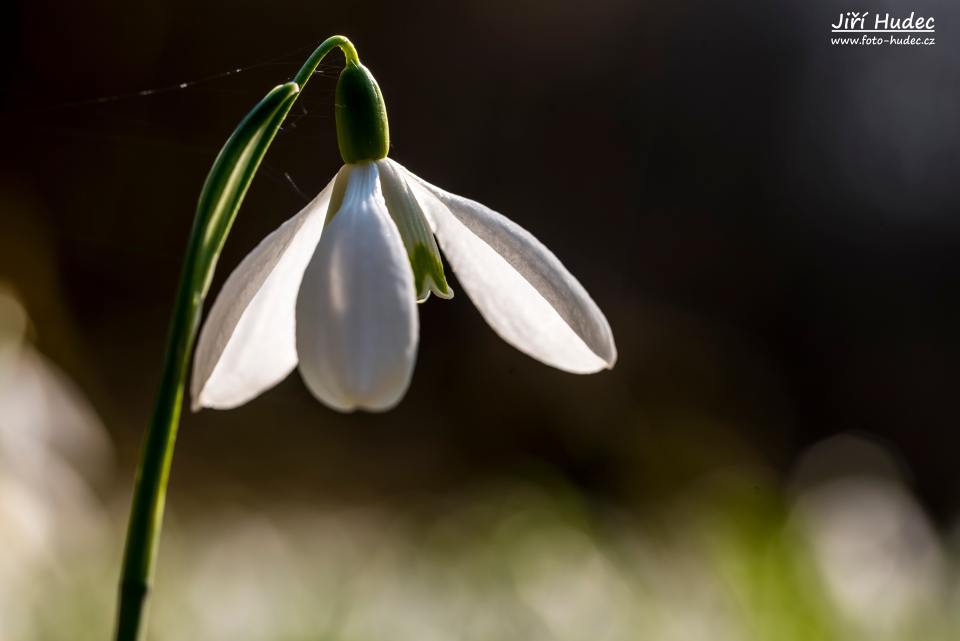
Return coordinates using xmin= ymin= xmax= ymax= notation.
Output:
xmin=2 ymin=288 xmax=958 ymax=641
xmin=7 ymin=472 xmax=958 ymax=641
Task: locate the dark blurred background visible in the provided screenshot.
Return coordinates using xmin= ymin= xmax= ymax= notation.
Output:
xmin=2 ymin=0 xmax=959 ymax=524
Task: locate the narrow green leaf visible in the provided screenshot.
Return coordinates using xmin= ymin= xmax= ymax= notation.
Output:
xmin=188 ymin=81 xmax=301 ymax=297
xmin=114 ymin=81 xmax=300 ymax=641
xmin=116 ymin=36 xmax=359 ymax=641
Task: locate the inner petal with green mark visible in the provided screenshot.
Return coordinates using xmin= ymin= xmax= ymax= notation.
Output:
xmin=377 ymin=159 xmax=453 ymax=302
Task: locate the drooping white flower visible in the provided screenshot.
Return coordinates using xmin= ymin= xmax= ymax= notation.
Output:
xmin=190 ymin=57 xmax=616 ymax=413
xmin=191 ymin=158 xmax=615 ymax=413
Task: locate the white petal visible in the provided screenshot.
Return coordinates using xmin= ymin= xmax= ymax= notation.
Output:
xmin=191 ymin=171 xmax=341 ymax=410
xmin=295 ymin=162 xmax=418 ymax=412
xmin=396 ymin=161 xmax=616 ymax=373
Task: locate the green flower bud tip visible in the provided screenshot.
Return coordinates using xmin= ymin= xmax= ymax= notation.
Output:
xmin=336 ymin=61 xmax=390 ymax=164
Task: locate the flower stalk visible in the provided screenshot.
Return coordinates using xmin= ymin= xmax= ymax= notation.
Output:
xmin=113 ymin=35 xmax=360 ymax=641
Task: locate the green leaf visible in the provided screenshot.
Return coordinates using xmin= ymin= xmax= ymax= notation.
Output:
xmin=116 ymin=37 xmax=359 ymax=641
xmin=188 ymin=81 xmax=301 ymax=298
xmin=114 ymin=81 xmax=300 ymax=641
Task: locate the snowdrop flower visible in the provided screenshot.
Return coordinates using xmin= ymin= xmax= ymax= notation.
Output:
xmin=191 ymin=57 xmax=616 ymax=413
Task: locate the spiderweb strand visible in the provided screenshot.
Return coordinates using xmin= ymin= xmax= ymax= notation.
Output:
xmin=36 ymin=41 xmax=342 ymax=113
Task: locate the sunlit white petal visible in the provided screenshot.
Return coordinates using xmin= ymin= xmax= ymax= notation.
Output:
xmin=191 ymin=173 xmax=340 ymax=410
xmin=295 ymin=162 xmax=418 ymax=412
xmin=396 ymin=161 xmax=616 ymax=373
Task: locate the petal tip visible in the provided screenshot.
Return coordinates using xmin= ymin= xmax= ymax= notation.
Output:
xmin=432 ymin=285 xmax=454 ymax=300
xmin=300 ymin=379 xmax=410 ymax=414
xmin=603 ymin=344 xmax=618 ymax=370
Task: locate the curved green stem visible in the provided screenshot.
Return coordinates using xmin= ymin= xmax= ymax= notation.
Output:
xmin=293 ymin=35 xmax=359 ymax=86
xmin=113 ymin=35 xmax=358 ymax=641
